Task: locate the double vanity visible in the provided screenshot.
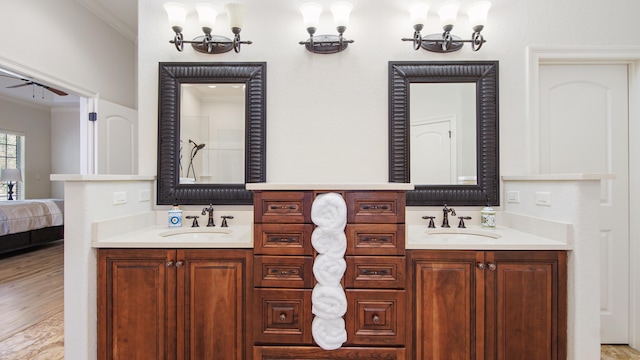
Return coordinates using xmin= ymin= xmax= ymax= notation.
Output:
xmin=91 ymin=183 xmax=572 ymax=360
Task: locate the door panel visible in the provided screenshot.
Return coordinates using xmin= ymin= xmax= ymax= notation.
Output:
xmin=98 ymin=249 xmax=175 ymax=360
xmin=411 ymin=251 xmax=481 ymax=360
xmin=97 ymin=99 xmax=137 ymax=174
xmin=539 ymin=64 xmax=629 ymax=343
xmin=178 ymin=250 xmax=248 ymax=360
xmin=410 ymin=118 xmax=455 ymax=184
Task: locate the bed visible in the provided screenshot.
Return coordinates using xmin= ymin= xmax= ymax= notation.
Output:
xmin=0 ymin=199 xmax=64 ymax=254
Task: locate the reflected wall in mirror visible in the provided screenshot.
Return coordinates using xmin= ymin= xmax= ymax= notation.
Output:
xmin=389 ymin=61 xmax=499 ymax=206
xmin=157 ymin=62 xmax=266 ymax=205
xmin=410 ymin=83 xmax=477 ymax=185
xmin=180 ymin=83 xmax=245 ymax=184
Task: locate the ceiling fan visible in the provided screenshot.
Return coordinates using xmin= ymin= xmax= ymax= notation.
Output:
xmin=0 ymin=74 xmax=68 ymax=97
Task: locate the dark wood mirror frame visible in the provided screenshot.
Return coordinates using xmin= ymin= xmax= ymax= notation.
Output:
xmin=389 ymin=61 xmax=499 ymax=206
xmin=157 ymin=62 xmax=266 ymax=205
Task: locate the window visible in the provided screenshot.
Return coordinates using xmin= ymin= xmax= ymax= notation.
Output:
xmin=0 ymin=132 xmax=25 ymax=200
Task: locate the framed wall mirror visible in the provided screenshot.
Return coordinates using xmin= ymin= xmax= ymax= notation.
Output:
xmin=389 ymin=61 xmax=499 ymax=206
xmin=157 ymin=62 xmax=266 ymax=205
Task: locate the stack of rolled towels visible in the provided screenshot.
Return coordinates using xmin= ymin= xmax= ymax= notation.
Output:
xmin=310 ymin=192 xmax=348 ymax=350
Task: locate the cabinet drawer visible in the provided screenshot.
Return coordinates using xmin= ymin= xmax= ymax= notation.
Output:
xmin=254 ymin=288 xmax=313 ymax=344
xmin=255 ymin=224 xmax=314 ymax=255
xmin=345 ymin=290 xmax=405 ymax=346
xmin=345 ymin=256 xmax=406 ymax=289
xmin=254 ymin=256 xmax=314 ymax=288
xmin=254 ymin=191 xmax=312 ymax=224
xmin=346 ymin=191 xmax=405 ymax=224
xmin=346 ymin=224 xmax=405 ymax=255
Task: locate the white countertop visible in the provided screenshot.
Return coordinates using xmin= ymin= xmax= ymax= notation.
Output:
xmin=406 ymin=225 xmax=572 ymax=250
xmin=502 ymin=173 xmax=615 ymax=181
xmin=50 ymin=174 xmax=156 ymax=181
xmin=246 ymin=183 xmax=414 ymax=191
xmin=92 ymin=224 xmax=253 ymax=248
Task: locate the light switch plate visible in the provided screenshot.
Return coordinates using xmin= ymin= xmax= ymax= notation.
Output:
xmin=506 ymin=191 xmax=520 ymax=203
xmin=535 ymin=191 xmax=551 ymax=206
xmin=138 ymin=189 xmax=151 ymax=202
xmin=113 ymin=191 xmax=127 ymax=205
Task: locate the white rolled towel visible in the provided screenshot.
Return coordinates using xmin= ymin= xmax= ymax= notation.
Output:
xmin=312 ymin=316 xmax=347 ymax=350
xmin=311 ymin=227 xmax=347 ymax=258
xmin=313 ymin=254 xmax=346 ymax=286
xmin=312 ymin=283 xmax=347 ymax=318
xmin=311 ymin=193 xmax=347 ymax=232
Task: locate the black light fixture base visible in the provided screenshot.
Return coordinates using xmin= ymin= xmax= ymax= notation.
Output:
xmin=191 ymin=35 xmax=234 ymax=54
xmin=301 ymin=34 xmax=352 ymax=54
xmin=421 ymin=33 xmax=464 ymax=53
xmin=6 ymin=182 xmax=14 ymax=200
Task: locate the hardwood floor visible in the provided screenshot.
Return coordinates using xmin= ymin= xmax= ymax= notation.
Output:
xmin=602 ymin=345 xmax=640 ymax=359
xmin=0 ymin=241 xmax=638 ymax=359
xmin=0 ymin=242 xmax=64 ymax=359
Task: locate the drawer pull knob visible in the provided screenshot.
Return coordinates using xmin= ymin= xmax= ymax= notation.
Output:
xmin=488 ymin=263 xmax=496 ymax=271
xmin=362 ymin=237 xmax=390 ymax=243
xmin=167 ymin=261 xmax=174 ymax=267
xmin=478 ymin=263 xmax=486 ymax=270
xmin=270 ymin=268 xmax=299 ymax=275
xmin=176 ymin=261 xmax=183 ymax=268
xmin=361 ymin=205 xmax=390 ymax=210
xmin=270 ymin=205 xmax=297 ymax=210
xmin=361 ymin=269 xmax=389 ymax=276
xmin=267 ymin=237 xmax=297 ymax=243
xmin=279 ymin=313 xmax=287 ymax=321
xmin=372 ymin=315 xmax=380 ymax=323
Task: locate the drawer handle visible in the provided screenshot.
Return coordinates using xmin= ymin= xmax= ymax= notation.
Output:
xmin=270 ymin=205 xmax=297 ymax=210
xmin=478 ymin=263 xmax=486 ymax=270
xmin=362 ymin=204 xmax=390 ymax=210
xmin=361 ymin=237 xmax=390 ymax=243
xmin=361 ymin=269 xmax=389 ymax=276
xmin=176 ymin=261 xmax=183 ymax=268
xmin=166 ymin=261 xmax=174 ymax=267
xmin=279 ymin=313 xmax=287 ymax=321
xmin=267 ymin=237 xmax=297 ymax=243
xmin=372 ymin=315 xmax=380 ymax=324
xmin=488 ymin=263 xmax=496 ymax=271
xmin=269 ymin=268 xmax=299 ymax=275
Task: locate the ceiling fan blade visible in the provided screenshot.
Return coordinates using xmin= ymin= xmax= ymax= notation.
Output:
xmin=6 ymin=82 xmax=33 ymax=89
xmin=43 ymin=86 xmax=68 ymax=96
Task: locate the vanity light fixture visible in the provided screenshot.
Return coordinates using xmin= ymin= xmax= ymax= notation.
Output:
xmin=163 ymin=2 xmax=252 ymax=54
xmin=402 ymin=0 xmax=490 ymax=53
xmin=299 ymin=1 xmax=354 ymax=54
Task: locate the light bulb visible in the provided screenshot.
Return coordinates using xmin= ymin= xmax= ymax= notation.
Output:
xmin=330 ymin=1 xmax=353 ymax=29
xmin=409 ymin=3 xmax=429 ymax=27
xmin=300 ymin=2 xmax=322 ymax=29
xmin=467 ymin=0 xmax=491 ymax=28
xmin=163 ymin=2 xmax=187 ymax=30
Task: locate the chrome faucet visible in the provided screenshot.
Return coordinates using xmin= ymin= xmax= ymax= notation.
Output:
xmin=201 ymin=204 xmax=215 ymax=227
xmin=442 ymin=204 xmax=456 ymax=228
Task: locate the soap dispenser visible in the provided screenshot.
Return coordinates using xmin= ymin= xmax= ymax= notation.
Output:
xmin=168 ymin=202 xmax=183 ymax=227
xmin=481 ymin=202 xmax=496 ymax=229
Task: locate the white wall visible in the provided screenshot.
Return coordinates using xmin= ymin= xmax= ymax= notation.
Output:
xmin=51 ymin=107 xmax=82 ymax=197
xmin=138 ymin=0 xmax=640 ymax=184
xmin=0 ymin=0 xmax=136 ymax=109
xmin=0 ymin=97 xmax=52 ymax=199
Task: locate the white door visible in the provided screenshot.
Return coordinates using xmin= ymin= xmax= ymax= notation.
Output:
xmin=539 ymin=64 xmax=629 ymax=343
xmin=410 ymin=118 xmax=456 ymax=185
xmin=96 ymin=99 xmax=138 ymax=175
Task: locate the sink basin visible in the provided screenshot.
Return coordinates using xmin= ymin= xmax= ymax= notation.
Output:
xmin=159 ymin=227 xmax=232 ymax=241
xmin=425 ymin=228 xmax=501 ymax=240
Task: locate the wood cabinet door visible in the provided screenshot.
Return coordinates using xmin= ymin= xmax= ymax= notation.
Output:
xmin=410 ymin=251 xmax=484 ymax=360
xmin=485 ymin=251 xmax=567 ymax=360
xmin=98 ymin=249 xmax=176 ymax=360
xmin=177 ymin=249 xmax=251 ymax=360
